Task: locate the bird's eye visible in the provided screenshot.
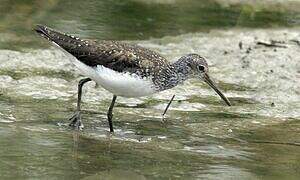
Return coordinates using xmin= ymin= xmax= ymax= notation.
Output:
xmin=198 ymin=65 xmax=205 ymax=71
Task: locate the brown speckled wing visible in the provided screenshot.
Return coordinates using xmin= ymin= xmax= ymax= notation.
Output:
xmin=35 ymin=25 xmax=169 ymax=76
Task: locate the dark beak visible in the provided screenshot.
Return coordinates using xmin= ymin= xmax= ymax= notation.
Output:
xmin=202 ymin=73 xmax=231 ymax=106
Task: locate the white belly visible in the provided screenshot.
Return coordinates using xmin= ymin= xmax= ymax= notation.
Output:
xmin=93 ymin=65 xmax=157 ymax=97
xmin=53 ymin=44 xmax=157 ymax=97
xmin=70 ymin=56 xmax=156 ymax=97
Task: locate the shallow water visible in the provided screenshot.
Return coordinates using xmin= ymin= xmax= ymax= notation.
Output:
xmin=1 ymin=0 xmax=300 ymax=179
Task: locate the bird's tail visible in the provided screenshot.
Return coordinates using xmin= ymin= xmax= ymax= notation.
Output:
xmin=34 ymin=25 xmax=85 ymax=49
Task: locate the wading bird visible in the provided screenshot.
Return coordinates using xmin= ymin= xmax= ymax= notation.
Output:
xmin=35 ymin=25 xmax=231 ymax=132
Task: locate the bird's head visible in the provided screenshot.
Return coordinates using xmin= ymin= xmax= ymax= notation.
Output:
xmin=180 ymin=54 xmax=231 ymax=106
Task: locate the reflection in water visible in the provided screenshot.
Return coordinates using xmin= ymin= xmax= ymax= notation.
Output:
xmin=72 ymin=130 xmax=80 ymax=158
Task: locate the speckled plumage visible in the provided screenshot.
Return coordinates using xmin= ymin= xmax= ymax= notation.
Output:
xmin=35 ymin=25 xmax=208 ymax=92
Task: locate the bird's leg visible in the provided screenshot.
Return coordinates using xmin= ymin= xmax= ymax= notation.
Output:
xmin=69 ymin=78 xmax=92 ymax=129
xmin=162 ymin=95 xmax=175 ymax=118
xmin=107 ymin=95 xmax=117 ymax=133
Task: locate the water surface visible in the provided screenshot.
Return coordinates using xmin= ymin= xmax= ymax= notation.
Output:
xmin=0 ymin=0 xmax=300 ymax=179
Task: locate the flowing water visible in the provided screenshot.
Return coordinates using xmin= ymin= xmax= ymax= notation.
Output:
xmin=0 ymin=0 xmax=300 ymax=179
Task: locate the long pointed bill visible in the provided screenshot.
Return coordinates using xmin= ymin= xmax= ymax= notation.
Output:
xmin=203 ymin=73 xmax=231 ymax=106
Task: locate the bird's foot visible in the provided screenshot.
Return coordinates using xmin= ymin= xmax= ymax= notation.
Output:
xmin=69 ymin=111 xmax=84 ymax=130
xmin=161 ymin=114 xmax=167 ymax=123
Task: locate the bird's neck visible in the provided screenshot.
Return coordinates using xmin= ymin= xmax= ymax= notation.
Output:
xmin=171 ymin=58 xmax=193 ymax=81
xmin=154 ymin=59 xmax=192 ymax=91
